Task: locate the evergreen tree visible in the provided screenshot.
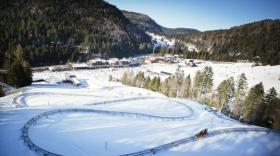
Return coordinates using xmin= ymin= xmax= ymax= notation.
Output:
xmin=7 ymin=44 xmax=32 ymax=88
xmin=154 ymin=76 xmax=161 ymax=92
xmin=132 ymin=72 xmax=145 ymax=88
xmin=232 ymin=73 xmax=248 ymax=119
xmin=217 ymin=77 xmax=235 ymax=114
xmin=193 ymin=70 xmax=203 ymax=98
xmin=144 ymin=76 xmax=151 ymax=89
xmin=202 ymin=66 xmax=214 ymax=94
xmin=168 ymin=76 xmax=177 ymax=97
xmin=174 ymin=66 xmax=184 ymax=97
xmin=262 ymin=87 xmax=278 ymax=127
xmin=121 ymin=71 xmax=129 ymax=85
xmin=179 ymin=75 xmax=192 ymax=98
xmin=160 ymin=77 xmax=170 ymax=96
xmin=271 ymin=98 xmax=280 ymax=130
xmin=193 ymin=66 xmax=213 ymax=99
xmin=242 ymin=83 xmax=264 ymax=124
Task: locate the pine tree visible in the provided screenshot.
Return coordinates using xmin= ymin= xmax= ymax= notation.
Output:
xmin=271 ymin=98 xmax=280 ymax=130
xmin=193 ymin=70 xmax=203 ymax=98
xmin=174 ymin=66 xmax=184 ymax=97
xmin=217 ymin=77 xmax=235 ymax=114
xmin=168 ymin=76 xmax=177 ymax=97
xmin=232 ymin=73 xmax=248 ymax=119
xmin=132 ymin=72 xmax=145 ymax=88
xmin=202 ymin=66 xmax=214 ymax=94
xmin=160 ymin=77 xmax=170 ymax=96
xmin=179 ymin=75 xmax=192 ymax=98
xmin=121 ymin=71 xmax=129 ymax=85
xmin=242 ymin=83 xmax=264 ymax=124
xmin=154 ymin=76 xmax=161 ymax=92
xmin=193 ymin=66 xmax=213 ymax=99
xmin=144 ymin=76 xmax=151 ymax=89
xmin=7 ymin=44 xmax=32 ymax=88
xmin=262 ymin=87 xmax=278 ymax=127
xmin=127 ymin=70 xmax=134 ymax=86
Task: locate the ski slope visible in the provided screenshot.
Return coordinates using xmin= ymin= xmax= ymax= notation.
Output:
xmin=0 ymin=66 xmax=280 ymax=156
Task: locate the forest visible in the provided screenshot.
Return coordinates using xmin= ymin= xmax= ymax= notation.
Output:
xmin=0 ymin=0 xmax=151 ymax=68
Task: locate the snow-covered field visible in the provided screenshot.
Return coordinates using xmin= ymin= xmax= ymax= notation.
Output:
xmin=0 ymin=61 xmax=280 ymax=156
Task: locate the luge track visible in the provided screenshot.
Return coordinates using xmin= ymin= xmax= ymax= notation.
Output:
xmin=17 ymin=92 xmax=279 ymax=156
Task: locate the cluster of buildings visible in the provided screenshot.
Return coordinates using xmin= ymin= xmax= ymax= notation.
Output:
xmin=144 ymin=54 xmax=182 ymax=64
xmin=144 ymin=55 xmax=197 ymax=67
xmin=86 ymin=58 xmax=131 ymax=66
xmin=31 ymin=54 xmax=198 ymax=73
xmin=32 ymin=58 xmax=136 ymax=72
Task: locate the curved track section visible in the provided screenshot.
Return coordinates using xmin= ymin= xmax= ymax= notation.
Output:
xmin=121 ymin=127 xmax=280 ymax=156
xmin=19 ymin=93 xmax=279 ymax=156
xmin=20 ymin=94 xmax=194 ymax=156
xmin=21 ymin=107 xmax=192 ymax=156
xmin=13 ymin=92 xmax=102 ymax=107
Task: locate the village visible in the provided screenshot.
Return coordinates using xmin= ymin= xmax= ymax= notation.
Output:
xmin=31 ymin=54 xmax=198 ymax=72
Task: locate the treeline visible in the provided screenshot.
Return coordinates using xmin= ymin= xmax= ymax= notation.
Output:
xmin=176 ymin=20 xmax=280 ymax=65
xmin=0 ymin=0 xmax=151 ymax=68
xmin=156 ymin=45 xmax=212 ymax=61
xmin=120 ymin=66 xmax=280 ymax=130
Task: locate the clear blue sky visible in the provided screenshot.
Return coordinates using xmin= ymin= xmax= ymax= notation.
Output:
xmin=106 ymin=0 xmax=280 ymax=31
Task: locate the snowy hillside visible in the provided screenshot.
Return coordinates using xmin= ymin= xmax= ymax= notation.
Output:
xmin=147 ymin=32 xmax=175 ymax=48
xmin=0 ymin=63 xmax=280 ymax=156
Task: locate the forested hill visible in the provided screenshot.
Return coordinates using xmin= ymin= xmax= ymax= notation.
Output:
xmin=123 ymin=11 xmax=199 ymax=36
xmin=176 ymin=19 xmax=280 ymax=65
xmin=122 ymin=11 xmax=163 ymax=35
xmin=0 ymin=0 xmax=151 ymax=67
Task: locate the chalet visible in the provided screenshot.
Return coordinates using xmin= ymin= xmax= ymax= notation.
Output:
xmin=108 ymin=58 xmax=119 ymax=66
xmin=65 ymin=73 xmax=81 ymax=86
xmin=68 ymin=63 xmax=89 ymax=70
xmin=119 ymin=58 xmax=130 ymax=65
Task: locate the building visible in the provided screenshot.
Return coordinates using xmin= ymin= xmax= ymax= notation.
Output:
xmin=145 ymin=56 xmax=159 ymax=64
xmin=65 ymin=73 xmax=81 ymax=86
xmin=68 ymin=63 xmax=89 ymax=70
xmin=108 ymin=58 xmax=119 ymax=66
xmin=87 ymin=58 xmax=108 ymax=66
xmin=119 ymin=58 xmax=130 ymax=65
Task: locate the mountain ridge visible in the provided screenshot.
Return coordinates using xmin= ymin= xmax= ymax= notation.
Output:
xmin=122 ymin=11 xmax=199 ymax=36
xmin=0 ymin=0 xmax=151 ymax=67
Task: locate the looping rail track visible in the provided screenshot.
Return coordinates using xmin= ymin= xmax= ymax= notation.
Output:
xmin=19 ymin=92 xmax=280 ymax=156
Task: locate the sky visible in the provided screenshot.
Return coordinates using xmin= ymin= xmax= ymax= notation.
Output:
xmin=106 ymin=0 xmax=280 ymax=31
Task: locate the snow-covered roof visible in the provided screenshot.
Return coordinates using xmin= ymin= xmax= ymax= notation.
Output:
xmin=70 ymin=63 xmax=89 ymax=68
xmin=120 ymin=58 xmax=129 ymax=62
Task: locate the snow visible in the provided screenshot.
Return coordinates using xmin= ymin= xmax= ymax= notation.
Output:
xmin=138 ymin=61 xmax=280 ymax=92
xmin=70 ymin=63 xmax=89 ymax=68
xmin=184 ymin=43 xmax=199 ymax=52
xmin=147 ymin=32 xmax=175 ymax=48
xmin=0 ymin=61 xmax=279 ymax=156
